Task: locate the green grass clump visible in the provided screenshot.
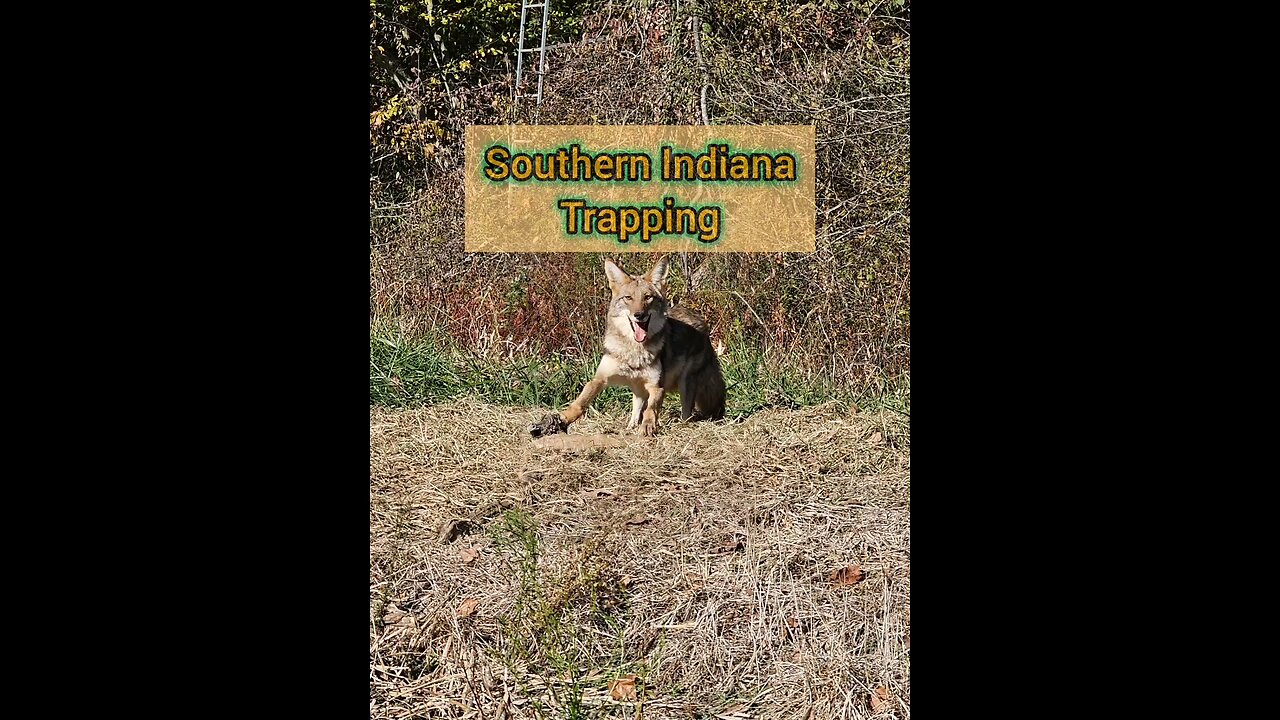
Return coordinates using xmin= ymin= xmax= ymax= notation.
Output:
xmin=370 ymin=321 xmax=905 ymax=418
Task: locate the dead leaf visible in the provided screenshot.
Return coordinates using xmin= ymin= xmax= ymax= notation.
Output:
xmin=455 ymin=597 xmax=479 ymax=618
xmin=608 ymin=674 xmax=638 ymax=701
xmin=870 ymin=431 xmax=883 ymax=443
xmin=460 ymin=547 xmax=480 ymax=565
xmin=830 ymin=564 xmax=866 ymax=586
xmin=870 ymin=686 xmax=891 ymax=712
xmin=382 ymin=604 xmax=415 ymax=629
xmin=438 ymin=518 xmax=471 ymax=544
xmin=781 ymin=615 xmax=810 ymax=640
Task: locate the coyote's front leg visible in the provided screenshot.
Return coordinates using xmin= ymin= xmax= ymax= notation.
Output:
xmin=627 ymin=390 xmax=647 ymax=430
xmin=639 ymin=382 xmax=665 ymax=437
xmin=562 ymin=375 xmax=607 ymax=424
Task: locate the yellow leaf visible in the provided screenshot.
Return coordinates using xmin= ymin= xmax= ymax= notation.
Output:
xmin=456 ymin=597 xmax=479 ymax=618
xmin=608 ymin=674 xmax=638 ymax=701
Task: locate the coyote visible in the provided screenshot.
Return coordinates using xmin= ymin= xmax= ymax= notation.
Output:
xmin=530 ymin=255 xmax=726 ymax=438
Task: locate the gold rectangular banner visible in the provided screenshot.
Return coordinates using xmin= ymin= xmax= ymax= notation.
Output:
xmin=464 ymin=125 xmax=816 ymax=253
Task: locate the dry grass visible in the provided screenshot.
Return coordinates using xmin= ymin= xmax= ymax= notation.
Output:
xmin=371 ymin=401 xmax=910 ymax=719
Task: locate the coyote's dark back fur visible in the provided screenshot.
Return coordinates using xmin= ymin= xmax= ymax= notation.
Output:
xmin=661 ymin=305 xmax=726 ymax=421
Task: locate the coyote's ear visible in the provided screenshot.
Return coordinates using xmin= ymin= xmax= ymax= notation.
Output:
xmin=603 ymin=258 xmax=630 ymax=290
xmin=646 ymin=255 xmax=670 ymax=290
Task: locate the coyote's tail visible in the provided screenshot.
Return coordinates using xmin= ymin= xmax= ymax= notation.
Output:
xmin=697 ymin=350 xmax=727 ymax=421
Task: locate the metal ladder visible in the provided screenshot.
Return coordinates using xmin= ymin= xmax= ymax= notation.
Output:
xmin=515 ymin=0 xmax=551 ymax=105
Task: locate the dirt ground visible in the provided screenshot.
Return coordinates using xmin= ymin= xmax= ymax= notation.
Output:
xmin=370 ymin=401 xmax=910 ymax=719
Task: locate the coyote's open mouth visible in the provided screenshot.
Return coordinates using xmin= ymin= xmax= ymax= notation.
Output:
xmin=630 ymin=316 xmax=650 ymax=343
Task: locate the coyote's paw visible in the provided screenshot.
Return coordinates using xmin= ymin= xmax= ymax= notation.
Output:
xmin=529 ymin=413 xmax=568 ymax=438
xmin=640 ymin=418 xmax=658 ymax=437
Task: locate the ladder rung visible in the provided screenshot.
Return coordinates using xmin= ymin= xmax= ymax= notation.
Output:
xmin=524 ymin=2 xmax=546 ymax=7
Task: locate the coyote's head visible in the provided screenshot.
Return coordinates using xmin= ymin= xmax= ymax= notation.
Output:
xmin=604 ymin=256 xmax=670 ymax=344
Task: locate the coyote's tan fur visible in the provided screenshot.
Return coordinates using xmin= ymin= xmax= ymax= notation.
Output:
xmin=531 ymin=256 xmax=726 ymax=438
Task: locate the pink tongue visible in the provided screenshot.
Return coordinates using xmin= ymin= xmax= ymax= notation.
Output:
xmin=634 ymin=325 xmax=647 ymax=343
